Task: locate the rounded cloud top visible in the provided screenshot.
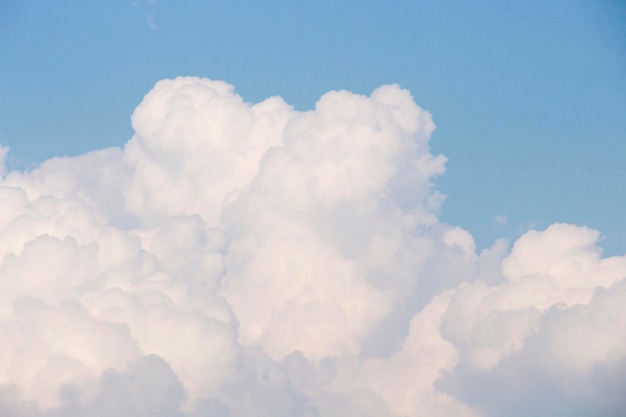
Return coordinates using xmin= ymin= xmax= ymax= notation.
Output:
xmin=0 ymin=77 xmax=624 ymax=417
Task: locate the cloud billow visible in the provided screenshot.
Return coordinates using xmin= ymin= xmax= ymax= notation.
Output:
xmin=0 ymin=77 xmax=624 ymax=417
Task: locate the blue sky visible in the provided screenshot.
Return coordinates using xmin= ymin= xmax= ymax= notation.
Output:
xmin=1 ymin=0 xmax=625 ymax=254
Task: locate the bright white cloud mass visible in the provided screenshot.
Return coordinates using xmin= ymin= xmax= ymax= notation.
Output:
xmin=0 ymin=77 xmax=624 ymax=417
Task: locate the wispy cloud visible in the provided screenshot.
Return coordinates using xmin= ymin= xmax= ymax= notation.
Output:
xmin=146 ymin=12 xmax=157 ymax=29
xmin=131 ymin=0 xmax=158 ymax=29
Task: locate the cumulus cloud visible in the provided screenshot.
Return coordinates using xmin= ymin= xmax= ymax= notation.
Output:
xmin=0 ymin=145 xmax=8 ymax=178
xmin=0 ymin=77 xmax=624 ymax=417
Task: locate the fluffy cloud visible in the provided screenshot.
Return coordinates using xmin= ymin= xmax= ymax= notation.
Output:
xmin=0 ymin=77 xmax=624 ymax=416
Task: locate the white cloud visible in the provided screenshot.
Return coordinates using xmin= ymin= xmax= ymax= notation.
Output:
xmin=0 ymin=77 xmax=624 ymax=416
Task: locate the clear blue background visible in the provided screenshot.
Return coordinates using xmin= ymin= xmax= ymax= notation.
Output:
xmin=1 ymin=0 xmax=625 ymax=254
